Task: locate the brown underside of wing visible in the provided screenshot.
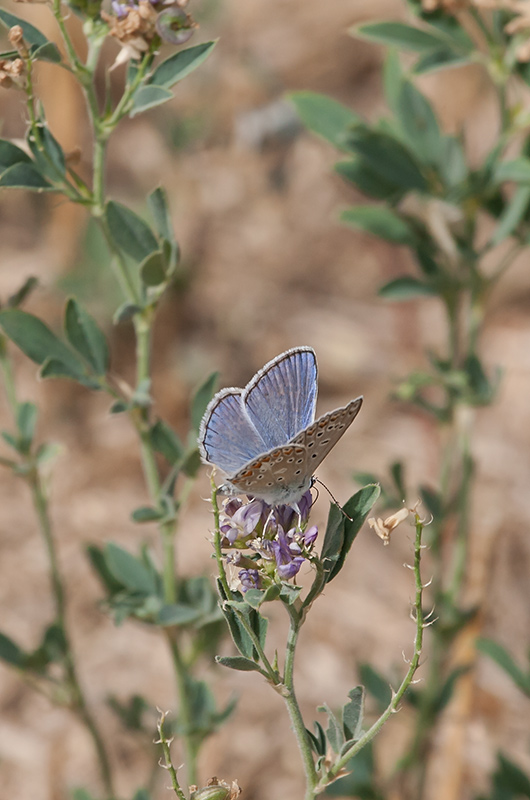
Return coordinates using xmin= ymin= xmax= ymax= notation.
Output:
xmin=229 ymin=397 xmax=362 ymax=494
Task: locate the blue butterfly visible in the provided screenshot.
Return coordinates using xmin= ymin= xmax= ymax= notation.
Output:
xmin=199 ymin=346 xmax=363 ymax=505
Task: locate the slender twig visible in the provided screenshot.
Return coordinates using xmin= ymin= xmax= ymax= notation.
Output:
xmin=156 ymin=709 xmax=188 ymax=800
xmin=282 ymin=610 xmax=318 ymax=800
xmin=319 ymin=515 xmax=426 ymax=790
xmin=0 ymin=345 xmax=115 ymax=797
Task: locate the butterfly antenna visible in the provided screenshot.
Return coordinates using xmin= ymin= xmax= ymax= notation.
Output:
xmin=314 ymin=478 xmax=353 ymax=522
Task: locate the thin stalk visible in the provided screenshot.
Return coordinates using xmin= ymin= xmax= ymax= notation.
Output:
xmin=323 ymin=516 xmax=426 ymax=790
xmin=52 ymin=0 xmax=87 ymax=75
xmin=282 ymin=612 xmax=318 ymax=800
xmin=211 ymin=478 xmax=232 ymax=600
xmin=29 ymin=468 xmax=116 ymax=799
xmin=156 ymin=709 xmax=188 ymax=800
xmin=166 ymin=634 xmax=199 ymax=787
xmin=0 ymin=340 xmax=115 ymax=796
xmin=446 ymin=432 xmax=473 ymax=603
xmin=0 ymin=343 xmax=18 ymax=418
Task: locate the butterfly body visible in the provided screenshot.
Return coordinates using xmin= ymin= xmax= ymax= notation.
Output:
xmin=198 ymin=347 xmax=363 ymax=505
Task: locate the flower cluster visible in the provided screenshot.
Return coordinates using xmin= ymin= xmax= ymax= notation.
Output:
xmin=218 ymin=491 xmax=318 ymax=592
xmin=102 ymin=0 xmax=196 ymax=66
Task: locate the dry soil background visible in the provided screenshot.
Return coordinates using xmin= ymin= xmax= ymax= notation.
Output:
xmin=1 ymin=1 xmax=530 ymax=799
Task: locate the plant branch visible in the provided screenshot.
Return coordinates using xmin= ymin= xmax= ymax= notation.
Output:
xmin=320 ymin=515 xmax=426 ymax=789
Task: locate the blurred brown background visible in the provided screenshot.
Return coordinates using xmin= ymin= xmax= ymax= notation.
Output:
xmin=1 ymin=0 xmax=530 ymax=798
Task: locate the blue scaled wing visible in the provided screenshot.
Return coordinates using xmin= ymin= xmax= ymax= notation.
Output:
xmin=243 ymin=347 xmax=318 ymax=450
xmin=199 ymin=389 xmax=268 ymax=475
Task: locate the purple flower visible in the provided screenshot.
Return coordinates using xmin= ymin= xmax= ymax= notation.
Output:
xmin=220 ymin=498 xmax=267 ymax=546
xmin=303 ymin=525 xmax=318 ymax=546
xmin=271 ymin=529 xmax=305 ymax=580
xmin=111 ymin=0 xmax=134 ymax=17
xmin=239 ymin=569 xmax=261 ymax=592
xmin=223 ymin=498 xmax=243 ymax=517
xmin=276 ymin=557 xmax=305 ymax=580
xmin=297 ymin=491 xmax=313 ymax=523
xmin=219 ymin=491 xmax=318 ymax=590
xmin=232 ymin=500 xmax=264 ymax=535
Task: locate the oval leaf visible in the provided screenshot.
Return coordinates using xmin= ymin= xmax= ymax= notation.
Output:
xmin=342 ymin=206 xmax=416 ymax=245
xmin=215 ymin=655 xmax=262 ymax=672
xmin=322 ymin=484 xmax=381 ymax=583
xmin=0 ymin=140 xmax=31 ymax=172
xmin=0 ymin=163 xmax=52 ymax=191
xmin=64 ymin=298 xmax=109 ymax=375
xmin=130 ymin=85 xmax=173 ymax=117
xmin=158 ymin=603 xmax=201 ymax=626
xmin=378 ymin=276 xmax=436 ymax=300
xmin=105 ymin=201 xmax=159 ymax=262
xmin=148 ymin=40 xmax=216 ymax=89
xmin=289 ymin=91 xmax=362 ymax=150
xmin=105 ymin=543 xmax=157 ymax=595
xmin=0 ymin=309 xmax=82 ymax=372
xmin=353 ymin=21 xmax=451 ymax=52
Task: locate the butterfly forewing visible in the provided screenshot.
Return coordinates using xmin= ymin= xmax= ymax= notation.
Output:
xmin=243 ymin=347 xmax=317 ymax=449
xmin=228 ymin=396 xmax=363 ymax=503
xmin=291 ymin=397 xmax=363 ymax=475
xmin=199 ymin=389 xmax=269 ymax=475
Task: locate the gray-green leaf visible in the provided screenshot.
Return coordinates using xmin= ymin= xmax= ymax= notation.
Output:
xmin=64 ymin=299 xmax=109 ymax=375
xmin=148 ymin=40 xmax=217 ymax=89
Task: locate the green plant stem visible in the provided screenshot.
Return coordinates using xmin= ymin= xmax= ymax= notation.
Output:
xmin=21 ymin=462 xmax=116 ymax=798
xmin=29 ymin=467 xmax=116 ymax=799
xmin=157 ymin=709 xmax=188 ymax=800
xmin=0 ymin=343 xmax=18 ymax=417
xmin=0 ymin=339 xmax=115 ymax=796
xmin=322 ymin=516 xmax=426 ymax=793
xmin=210 ymin=478 xmax=232 ymax=600
xmin=166 ymin=633 xmax=199 ymax=787
xmin=282 ymin=612 xmax=318 ymax=800
xmin=52 ymin=0 xmax=87 ymax=75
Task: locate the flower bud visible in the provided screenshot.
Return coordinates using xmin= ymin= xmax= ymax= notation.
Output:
xmin=190 ymin=787 xmax=230 ymax=800
xmin=190 ymin=778 xmax=241 ymax=800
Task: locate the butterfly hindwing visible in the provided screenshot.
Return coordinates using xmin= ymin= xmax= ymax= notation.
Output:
xmin=243 ymin=347 xmax=318 ymax=449
xmin=229 ymin=441 xmax=311 ymax=501
xmin=228 ymin=397 xmax=363 ymax=502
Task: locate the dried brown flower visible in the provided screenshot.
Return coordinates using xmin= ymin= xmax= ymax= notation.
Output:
xmin=8 ymin=25 xmax=29 ymax=59
xmin=102 ymin=1 xmax=158 ymax=66
xmin=368 ymin=507 xmax=410 ymax=545
xmin=0 ymin=58 xmax=26 ymax=89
